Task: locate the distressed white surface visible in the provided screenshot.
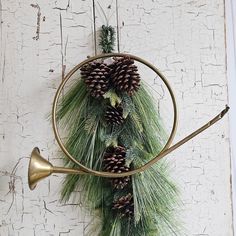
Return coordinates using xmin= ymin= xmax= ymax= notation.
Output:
xmin=0 ymin=0 xmax=233 ymax=235
xmin=226 ymin=0 xmax=236 ymax=232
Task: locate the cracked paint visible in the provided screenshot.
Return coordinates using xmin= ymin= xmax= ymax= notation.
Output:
xmin=31 ymin=3 xmax=41 ymax=40
xmin=0 ymin=0 xmax=233 ymax=235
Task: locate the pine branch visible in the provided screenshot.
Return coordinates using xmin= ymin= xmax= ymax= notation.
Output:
xmin=57 ymin=76 xmax=182 ymax=235
xmin=99 ymin=25 xmax=116 ymax=53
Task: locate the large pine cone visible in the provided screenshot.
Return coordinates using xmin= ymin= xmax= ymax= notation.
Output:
xmin=80 ymin=61 xmax=111 ymax=98
xmin=112 ymin=193 xmax=134 ymax=218
xmin=105 ymin=105 xmax=124 ymax=126
xmin=103 ymin=146 xmax=130 ymax=190
xmin=110 ymin=57 xmax=141 ymax=96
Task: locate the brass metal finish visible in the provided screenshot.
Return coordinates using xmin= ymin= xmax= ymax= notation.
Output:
xmin=28 ymin=106 xmax=229 ymax=189
xmin=28 ymin=147 xmax=86 ymax=190
xmin=28 ymin=52 xmax=230 ymax=189
xmin=28 ymin=147 xmax=53 ymax=190
xmin=52 ymin=53 xmax=178 ymax=177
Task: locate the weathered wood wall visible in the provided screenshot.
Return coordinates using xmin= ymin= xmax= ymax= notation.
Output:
xmin=0 ymin=0 xmax=233 ymax=235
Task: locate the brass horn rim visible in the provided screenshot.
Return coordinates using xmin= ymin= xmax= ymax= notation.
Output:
xmin=51 ymin=53 xmax=178 ymax=177
xmin=28 ymin=147 xmax=53 ymax=190
xmin=28 ymin=147 xmax=40 ymax=190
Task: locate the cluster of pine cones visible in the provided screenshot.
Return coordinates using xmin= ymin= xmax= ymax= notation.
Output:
xmin=81 ymin=57 xmax=136 ymax=218
xmin=102 ymin=146 xmax=134 ymax=218
xmin=81 ymin=57 xmax=140 ymax=127
xmin=81 ymin=57 xmax=141 ymax=98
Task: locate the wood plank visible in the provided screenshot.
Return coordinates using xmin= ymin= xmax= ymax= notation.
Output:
xmin=117 ymin=0 xmax=233 ymax=235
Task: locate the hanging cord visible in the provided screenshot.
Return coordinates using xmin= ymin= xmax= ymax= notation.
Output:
xmin=99 ymin=25 xmax=116 ymax=53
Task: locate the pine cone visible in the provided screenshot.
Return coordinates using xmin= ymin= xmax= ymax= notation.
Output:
xmin=112 ymin=193 xmax=134 ymax=218
xmin=80 ymin=61 xmax=111 ymax=98
xmin=110 ymin=57 xmax=141 ymax=96
xmin=103 ymin=146 xmax=130 ymax=189
xmin=105 ymin=105 xmax=124 ymax=126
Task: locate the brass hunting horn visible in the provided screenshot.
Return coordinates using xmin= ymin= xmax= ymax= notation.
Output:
xmin=28 ymin=53 xmax=229 ymax=190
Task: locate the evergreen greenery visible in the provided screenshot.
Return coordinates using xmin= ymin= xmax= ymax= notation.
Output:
xmin=99 ymin=25 xmax=116 ymax=53
xmin=56 ymin=75 xmax=182 ymax=235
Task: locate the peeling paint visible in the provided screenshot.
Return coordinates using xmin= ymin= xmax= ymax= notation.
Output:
xmin=0 ymin=0 xmax=233 ymax=235
xmin=31 ymin=3 xmax=41 ymax=40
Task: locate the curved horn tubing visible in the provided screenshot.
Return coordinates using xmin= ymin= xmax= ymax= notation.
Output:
xmin=52 ymin=53 xmax=178 ymax=178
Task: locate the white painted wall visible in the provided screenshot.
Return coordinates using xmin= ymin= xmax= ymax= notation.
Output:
xmin=225 ymin=0 xmax=236 ymax=233
xmin=0 ymin=0 xmax=233 ymax=235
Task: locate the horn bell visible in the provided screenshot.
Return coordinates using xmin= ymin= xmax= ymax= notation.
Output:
xmin=28 ymin=147 xmax=53 ymax=190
